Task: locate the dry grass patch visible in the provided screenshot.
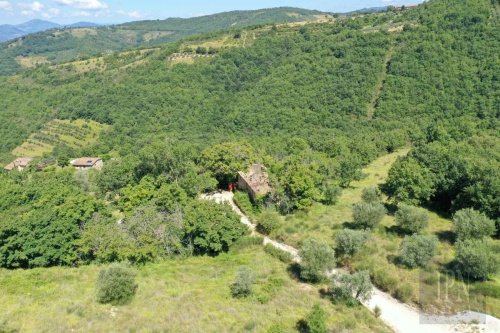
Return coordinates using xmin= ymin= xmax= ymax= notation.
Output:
xmin=143 ymin=31 xmax=173 ymax=42
xmin=0 ymin=247 xmax=390 ymax=333
xmin=15 ymin=55 xmax=49 ymax=68
xmin=70 ymin=28 xmax=98 ymax=38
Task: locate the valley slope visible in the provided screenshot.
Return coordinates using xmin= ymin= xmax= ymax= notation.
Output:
xmin=0 ymin=7 xmax=331 ymax=75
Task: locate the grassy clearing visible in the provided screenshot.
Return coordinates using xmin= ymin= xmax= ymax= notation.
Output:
xmin=54 ymin=58 xmax=106 ymax=73
xmin=269 ymin=149 xmax=499 ymax=316
xmin=70 ymin=28 xmax=98 ymax=38
xmin=15 ymin=55 xmax=49 ymax=68
xmin=183 ymin=34 xmax=247 ymax=51
xmin=0 ymin=246 xmax=389 ymax=333
xmin=143 ymin=31 xmax=173 ymax=42
xmin=276 ymin=149 xmax=410 ymax=246
xmin=12 ymin=119 xmax=109 ymax=157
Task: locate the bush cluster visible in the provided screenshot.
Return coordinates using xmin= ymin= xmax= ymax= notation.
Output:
xmin=231 ymin=266 xmax=255 ymax=297
xmin=96 ymin=265 xmax=137 ymax=305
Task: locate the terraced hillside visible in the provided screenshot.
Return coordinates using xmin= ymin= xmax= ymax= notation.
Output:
xmin=12 ymin=119 xmax=109 ymax=158
xmin=0 ymin=7 xmax=332 ymax=76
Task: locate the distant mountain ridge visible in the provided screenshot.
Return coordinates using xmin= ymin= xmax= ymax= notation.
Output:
xmin=0 ymin=7 xmax=331 ymax=76
xmin=66 ymin=22 xmax=101 ymax=28
xmin=0 ymin=19 xmax=100 ymax=42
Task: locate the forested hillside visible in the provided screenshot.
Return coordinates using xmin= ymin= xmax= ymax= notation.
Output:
xmin=0 ymin=0 xmax=498 ymax=327
xmin=0 ymin=7 xmax=330 ymax=76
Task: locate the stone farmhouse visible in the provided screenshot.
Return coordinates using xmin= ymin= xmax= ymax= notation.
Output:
xmin=3 ymin=157 xmax=34 ymax=171
xmin=237 ymin=164 xmax=270 ymax=201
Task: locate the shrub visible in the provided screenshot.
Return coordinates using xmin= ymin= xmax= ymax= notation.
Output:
xmin=305 ymin=304 xmax=327 ymax=333
xmin=231 ymin=236 xmax=263 ymax=251
xmin=452 ymin=208 xmax=495 ymax=240
xmin=234 ymin=191 xmax=258 ymax=218
xmin=372 ymin=269 xmax=397 ymax=293
xmin=373 ymin=305 xmax=382 ymax=318
xmin=455 ymin=239 xmax=498 ymax=280
xmin=322 ymin=183 xmax=342 ymax=205
xmin=352 ymin=202 xmax=386 ymax=229
xmin=266 ymin=324 xmax=286 ymax=333
xmin=96 ymin=265 xmax=137 ymax=305
xmin=299 ymin=239 xmax=336 ymax=282
xmin=399 ymin=234 xmax=438 ymax=268
xmin=395 ymin=204 xmax=429 ymax=234
xmin=264 ymin=244 xmax=293 ymax=264
xmin=243 ymin=321 xmax=257 ymax=331
xmin=231 ymin=266 xmax=254 ymax=297
xmin=361 ymin=187 xmax=382 ymax=204
xmin=472 ymin=282 xmax=500 ymax=298
xmin=332 ymin=270 xmax=373 ymax=304
xmin=335 ymin=229 xmax=370 ymax=259
xmin=394 ymin=283 xmax=413 ymax=302
xmin=0 ymin=321 xmax=17 ymax=333
xmin=256 ymin=209 xmax=281 ymax=235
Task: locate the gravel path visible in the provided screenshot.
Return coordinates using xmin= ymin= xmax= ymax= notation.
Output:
xmin=202 ymin=191 xmax=500 ymax=333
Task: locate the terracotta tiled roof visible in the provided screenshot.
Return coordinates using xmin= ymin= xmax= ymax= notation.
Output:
xmin=71 ymin=157 xmax=102 ymax=167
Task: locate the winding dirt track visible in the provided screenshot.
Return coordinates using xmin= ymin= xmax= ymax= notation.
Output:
xmin=202 ymin=191 xmax=500 ymax=333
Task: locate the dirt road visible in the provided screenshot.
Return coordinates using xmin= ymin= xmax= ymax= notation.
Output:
xmin=202 ymin=191 xmax=500 ymax=333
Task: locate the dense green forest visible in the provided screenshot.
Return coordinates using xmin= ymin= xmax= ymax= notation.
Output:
xmin=0 ymin=1 xmax=498 ymax=321
xmin=0 ymin=7 xmax=330 ymax=76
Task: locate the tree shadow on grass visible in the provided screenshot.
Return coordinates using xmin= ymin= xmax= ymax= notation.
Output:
xmin=287 ymin=262 xmax=302 ymax=282
xmin=384 ymin=225 xmax=411 ymax=237
xmin=342 ymin=221 xmax=361 ymax=230
xmin=384 ymin=202 xmax=398 ymax=215
xmin=435 ymin=230 xmax=456 ymax=244
xmin=296 ymin=319 xmax=308 ymax=333
xmin=440 ymin=260 xmax=488 ymax=284
xmin=386 ymin=254 xmax=401 ymax=266
xmin=318 ymin=287 xmax=331 ymax=300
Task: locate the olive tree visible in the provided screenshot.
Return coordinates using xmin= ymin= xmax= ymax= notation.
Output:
xmin=361 ymin=187 xmax=382 ymax=204
xmin=335 ymin=229 xmax=370 ymax=259
xmin=352 ymin=202 xmax=386 ymax=229
xmin=395 ymin=204 xmax=429 ymax=234
xmin=299 ymin=239 xmax=336 ymax=282
xmin=399 ymin=234 xmax=438 ymax=268
xmin=455 ymin=239 xmax=498 ymax=280
xmin=332 ymin=270 xmax=373 ymax=304
xmin=453 ymin=208 xmax=495 ymax=241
